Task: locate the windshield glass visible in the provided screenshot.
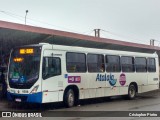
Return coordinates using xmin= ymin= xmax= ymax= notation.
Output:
xmin=8 ymin=47 xmax=41 ymax=89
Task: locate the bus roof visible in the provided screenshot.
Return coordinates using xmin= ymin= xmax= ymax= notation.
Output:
xmin=39 ymin=43 xmax=158 ymax=57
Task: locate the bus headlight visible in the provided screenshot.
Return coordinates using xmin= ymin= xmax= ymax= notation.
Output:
xmin=30 ymin=85 xmax=39 ymax=94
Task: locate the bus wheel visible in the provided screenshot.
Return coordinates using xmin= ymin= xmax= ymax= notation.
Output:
xmin=128 ymin=84 xmax=136 ymax=99
xmin=64 ymin=89 xmax=75 ymax=108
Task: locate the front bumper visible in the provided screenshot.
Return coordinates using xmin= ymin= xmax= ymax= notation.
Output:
xmin=7 ymin=92 xmax=42 ymax=103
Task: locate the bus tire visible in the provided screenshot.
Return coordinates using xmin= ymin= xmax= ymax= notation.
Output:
xmin=128 ymin=84 xmax=136 ymax=99
xmin=64 ymin=89 xmax=75 ymax=108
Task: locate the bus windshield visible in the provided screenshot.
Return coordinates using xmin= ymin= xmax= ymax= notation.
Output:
xmin=8 ymin=47 xmax=41 ymax=89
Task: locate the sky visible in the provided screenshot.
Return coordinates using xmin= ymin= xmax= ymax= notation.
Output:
xmin=0 ymin=0 xmax=160 ymax=45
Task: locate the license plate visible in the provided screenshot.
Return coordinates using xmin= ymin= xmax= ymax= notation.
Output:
xmin=15 ymin=98 xmax=21 ymax=102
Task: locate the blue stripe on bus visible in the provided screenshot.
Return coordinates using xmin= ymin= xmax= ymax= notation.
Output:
xmin=7 ymin=92 xmax=42 ymax=103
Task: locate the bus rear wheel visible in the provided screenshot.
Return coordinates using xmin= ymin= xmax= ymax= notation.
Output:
xmin=64 ymin=89 xmax=75 ymax=108
xmin=128 ymin=84 xmax=136 ymax=99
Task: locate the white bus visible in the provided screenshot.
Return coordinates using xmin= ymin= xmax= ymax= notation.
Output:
xmin=7 ymin=43 xmax=159 ymax=107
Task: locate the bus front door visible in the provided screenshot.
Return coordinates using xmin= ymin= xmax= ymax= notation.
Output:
xmin=42 ymin=49 xmax=64 ymax=103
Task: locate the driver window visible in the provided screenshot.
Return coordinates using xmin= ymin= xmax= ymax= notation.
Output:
xmin=42 ymin=57 xmax=61 ymax=80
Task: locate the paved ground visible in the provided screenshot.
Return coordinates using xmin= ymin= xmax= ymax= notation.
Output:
xmin=0 ymin=89 xmax=160 ymax=120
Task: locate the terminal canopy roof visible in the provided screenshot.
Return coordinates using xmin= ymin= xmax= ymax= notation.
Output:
xmin=0 ymin=20 xmax=160 ymax=57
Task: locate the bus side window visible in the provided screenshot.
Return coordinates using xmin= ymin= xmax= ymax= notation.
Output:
xmin=106 ymin=55 xmax=121 ymax=72
xmin=42 ymin=57 xmax=61 ymax=80
xmin=66 ymin=52 xmax=86 ymax=73
xmin=87 ymin=54 xmax=105 ymax=72
xmin=135 ymin=57 xmax=147 ymax=72
xmin=121 ymin=56 xmax=135 ymax=72
xmin=147 ymin=58 xmax=156 ymax=72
